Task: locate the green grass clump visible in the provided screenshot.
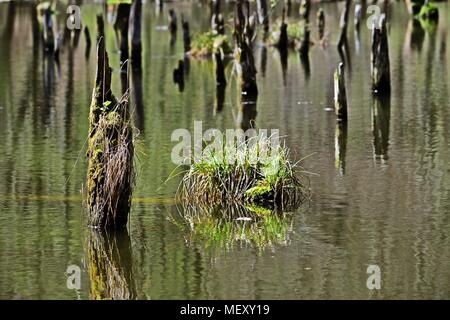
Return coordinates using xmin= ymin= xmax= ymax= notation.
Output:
xmin=190 ymin=32 xmax=232 ymax=58
xmin=177 ymin=134 xmax=309 ymax=209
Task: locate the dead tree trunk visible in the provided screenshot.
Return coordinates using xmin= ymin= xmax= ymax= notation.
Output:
xmin=96 ymin=14 xmax=105 ymax=43
xmin=87 ymin=38 xmax=134 ymax=230
xmin=234 ymin=0 xmax=258 ymax=97
xmin=334 ymin=62 xmax=348 ymax=122
xmin=299 ymin=0 xmax=310 ymax=57
xmin=371 ymin=14 xmax=390 ymax=93
xmin=129 ymin=0 xmax=142 ymax=69
xmin=115 ymin=4 xmax=131 ymax=66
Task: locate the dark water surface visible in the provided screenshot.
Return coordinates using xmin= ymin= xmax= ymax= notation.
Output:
xmin=0 ymin=1 xmax=450 ymax=299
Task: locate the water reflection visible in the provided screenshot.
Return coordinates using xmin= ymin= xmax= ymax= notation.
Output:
xmin=335 ymin=122 xmax=347 ymax=176
xmin=87 ymin=229 xmax=137 ymax=300
xmin=172 ymin=203 xmax=295 ymax=250
xmin=237 ymin=93 xmax=257 ymax=131
xmin=372 ymin=95 xmax=391 ymax=162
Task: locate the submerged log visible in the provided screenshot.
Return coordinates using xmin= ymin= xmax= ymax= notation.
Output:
xmin=234 ymin=0 xmax=258 ymax=97
xmin=334 ymin=62 xmax=348 ymax=122
xmin=371 ymin=14 xmax=390 ymax=93
xmin=87 ymin=38 xmax=134 ymax=230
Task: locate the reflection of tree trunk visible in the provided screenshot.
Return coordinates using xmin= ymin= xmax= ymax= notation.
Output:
xmin=131 ymin=65 xmax=145 ymax=132
xmin=372 ymin=95 xmax=390 ymax=161
xmin=87 ymin=229 xmax=137 ymax=300
xmin=238 ymin=93 xmax=257 ymax=131
xmin=335 ymin=122 xmax=347 ymax=176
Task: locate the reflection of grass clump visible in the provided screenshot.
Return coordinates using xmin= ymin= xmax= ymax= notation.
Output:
xmin=177 ymin=135 xmax=309 ymax=209
xmin=173 ymin=203 xmax=295 ymax=250
xmin=190 ymin=32 xmax=232 ymax=58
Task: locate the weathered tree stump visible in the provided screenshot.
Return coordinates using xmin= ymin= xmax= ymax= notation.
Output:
xmin=86 ymin=38 xmax=134 ymax=230
xmin=334 ymin=62 xmax=348 ymax=122
xmin=234 ymin=0 xmax=258 ymax=97
xmin=371 ymin=14 xmax=390 ymax=93
xmin=129 ymin=0 xmax=142 ymax=69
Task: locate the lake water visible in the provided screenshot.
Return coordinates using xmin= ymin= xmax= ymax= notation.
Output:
xmin=0 ymin=1 xmax=449 ymax=299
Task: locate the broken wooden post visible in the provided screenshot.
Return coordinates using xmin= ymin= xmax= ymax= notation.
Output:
xmin=85 ymin=26 xmax=92 ymax=59
xmin=96 ymin=14 xmax=105 ymax=42
xmin=337 ymin=0 xmax=351 ymax=49
xmin=371 ymin=14 xmax=390 ymax=94
xmin=86 ymin=37 xmax=135 ymax=230
xmin=256 ymin=0 xmax=269 ymax=34
xmin=129 ymin=0 xmax=142 ymax=68
xmin=234 ymin=0 xmax=258 ymax=97
xmin=334 ymin=62 xmax=347 ymax=122
xmin=317 ymin=8 xmax=325 ymax=41
xmin=182 ymin=17 xmax=191 ymax=54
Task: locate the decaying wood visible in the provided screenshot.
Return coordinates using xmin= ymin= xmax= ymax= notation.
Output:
xmin=234 ymin=0 xmax=258 ymax=97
